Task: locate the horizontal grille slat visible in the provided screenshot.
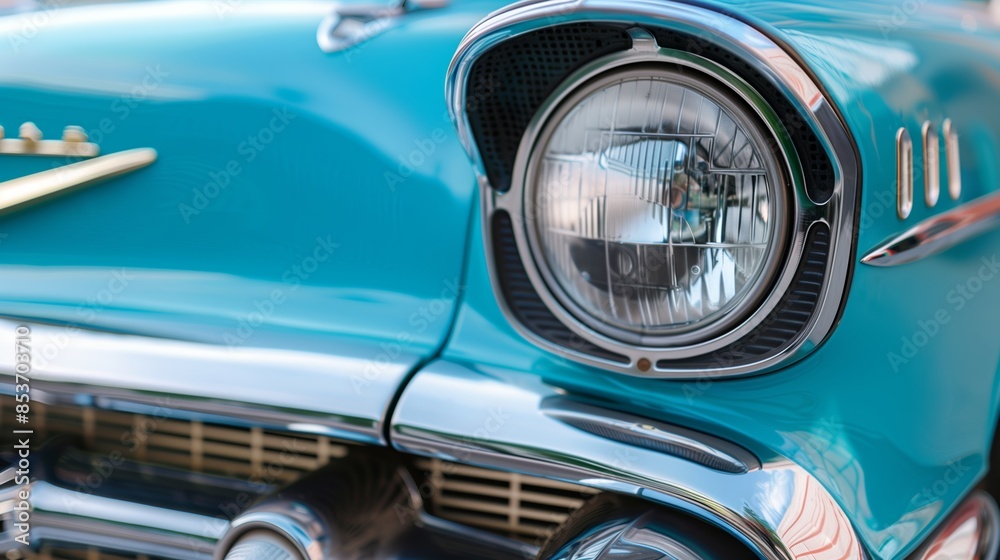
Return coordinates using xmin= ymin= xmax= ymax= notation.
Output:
xmin=0 ymin=396 xmax=349 ymax=486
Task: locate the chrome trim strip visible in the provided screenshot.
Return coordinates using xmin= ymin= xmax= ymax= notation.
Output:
xmin=944 ymin=119 xmax=962 ymax=201
xmin=0 ymin=122 xmax=100 ymax=157
xmin=861 ymin=190 xmax=1000 ymax=267
xmin=540 ymin=397 xmax=759 ymax=474
xmin=0 ymin=148 xmax=156 ymax=214
xmin=0 ymin=319 xmax=417 ymax=444
xmin=390 ymin=360 xmax=868 ymax=560
xmin=218 ymin=504 xmax=327 ymax=560
xmin=547 ymin=509 xmax=703 ymax=560
xmin=445 ymin=0 xmax=860 ymax=378
xmin=27 ymin=482 xmax=222 ymax=559
xmin=897 ymin=127 xmax=914 ymax=220
xmin=923 ymin=122 xmax=940 ymax=208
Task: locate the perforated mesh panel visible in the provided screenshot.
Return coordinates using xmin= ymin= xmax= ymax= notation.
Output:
xmin=466 ymin=23 xmax=633 ymax=191
xmin=492 ymin=210 xmax=628 ymax=364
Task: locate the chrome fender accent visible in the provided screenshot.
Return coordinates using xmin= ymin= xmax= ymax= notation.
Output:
xmin=862 ymin=190 xmax=1000 ymax=267
xmin=0 ymin=319 xmax=416 ymax=444
xmin=0 ymin=148 xmax=156 ymax=215
xmin=390 ymin=360 xmax=867 ymax=560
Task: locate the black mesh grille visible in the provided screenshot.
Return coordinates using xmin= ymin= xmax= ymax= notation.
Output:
xmin=466 ymin=23 xmax=633 ymax=192
xmin=492 ymin=211 xmax=628 ymax=364
xmin=658 ymin=223 xmax=831 ymax=369
xmin=650 ymin=29 xmax=836 ymax=203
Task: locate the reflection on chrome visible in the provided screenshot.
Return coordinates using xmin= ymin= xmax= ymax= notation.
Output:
xmin=390 ymin=360 xmax=868 ymax=560
xmin=448 ymin=0 xmax=860 ymax=377
xmin=532 ymin=69 xmax=780 ymax=338
xmin=0 ymin=318 xmax=417 ymax=444
xmin=776 ymin=471 xmax=865 ymax=559
xmin=913 ymin=491 xmax=1000 ymax=560
xmin=547 ymin=513 xmax=703 ymax=560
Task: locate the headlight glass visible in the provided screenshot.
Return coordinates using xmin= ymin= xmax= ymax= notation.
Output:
xmin=530 ymin=67 xmax=786 ymax=340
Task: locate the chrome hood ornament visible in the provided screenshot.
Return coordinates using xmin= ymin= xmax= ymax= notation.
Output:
xmin=0 ymin=121 xmax=100 ymax=158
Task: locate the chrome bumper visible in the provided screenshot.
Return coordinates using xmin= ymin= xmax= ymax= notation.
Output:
xmin=1 ymin=321 xmax=998 ymax=559
xmin=0 ymin=447 xmax=244 ymax=559
xmin=389 ymin=359 xmax=1000 ymax=560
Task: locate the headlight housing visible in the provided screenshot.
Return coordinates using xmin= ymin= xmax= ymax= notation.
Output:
xmin=528 ymin=65 xmax=788 ymax=345
xmin=450 ymin=15 xmax=858 ymax=378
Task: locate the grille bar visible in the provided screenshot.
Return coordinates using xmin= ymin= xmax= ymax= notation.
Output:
xmin=415 ymin=458 xmax=597 ymax=545
xmin=0 ymin=396 xmax=348 ymax=485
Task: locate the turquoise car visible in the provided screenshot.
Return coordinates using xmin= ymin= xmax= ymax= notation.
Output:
xmin=1 ymin=0 xmax=999 ymax=558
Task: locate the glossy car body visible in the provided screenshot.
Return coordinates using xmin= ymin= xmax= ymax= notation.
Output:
xmin=0 ymin=0 xmax=999 ymax=559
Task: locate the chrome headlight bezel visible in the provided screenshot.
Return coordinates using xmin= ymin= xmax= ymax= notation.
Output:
xmin=520 ymin=57 xmax=794 ymax=348
xmin=498 ymin=38 xmax=808 ymax=365
xmin=449 ymin=3 xmax=859 ymax=379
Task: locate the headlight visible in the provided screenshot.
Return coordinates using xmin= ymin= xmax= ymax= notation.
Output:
xmin=526 ymin=65 xmax=787 ymax=344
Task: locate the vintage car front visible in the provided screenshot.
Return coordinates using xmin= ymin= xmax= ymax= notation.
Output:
xmin=1 ymin=0 xmax=999 ymax=559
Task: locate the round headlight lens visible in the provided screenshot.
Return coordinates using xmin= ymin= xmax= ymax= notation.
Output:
xmin=530 ymin=67 xmax=786 ymax=340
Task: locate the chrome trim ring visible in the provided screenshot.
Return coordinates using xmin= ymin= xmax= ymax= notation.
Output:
xmin=216 ymin=503 xmax=327 ymax=560
xmin=446 ymin=0 xmax=859 ymax=378
xmin=510 ymin=39 xmax=800 ymax=354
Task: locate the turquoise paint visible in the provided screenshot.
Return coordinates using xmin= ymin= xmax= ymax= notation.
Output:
xmin=1 ymin=0 xmax=999 ymax=558
xmin=0 ymin=0 xmax=500 ymax=358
